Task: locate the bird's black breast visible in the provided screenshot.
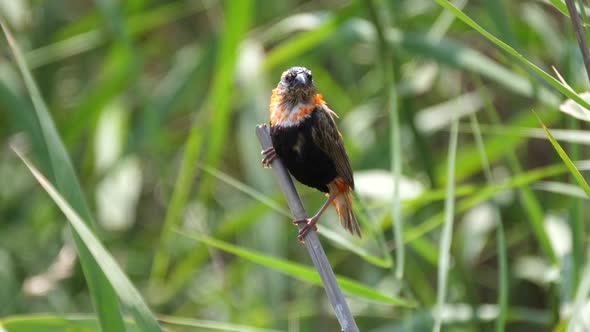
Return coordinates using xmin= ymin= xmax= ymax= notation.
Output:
xmin=270 ymin=110 xmax=337 ymax=193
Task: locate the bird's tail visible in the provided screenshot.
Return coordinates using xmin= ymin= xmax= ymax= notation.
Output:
xmin=329 ymin=181 xmax=361 ymax=237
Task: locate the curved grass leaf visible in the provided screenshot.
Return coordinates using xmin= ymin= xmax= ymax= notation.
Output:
xmin=319 ymin=227 xmax=392 ymax=268
xmin=0 ymin=314 xmax=284 ymax=332
xmin=433 ymin=0 xmax=590 ymax=112
xmin=0 ymin=19 xmax=126 ymax=332
xmin=178 ymin=231 xmax=414 ymax=307
xmin=200 ymin=164 xmax=392 ymax=268
xmin=13 ymin=150 xmax=163 ymax=332
xmin=0 ymin=315 xmax=138 ymax=332
xmin=534 ymin=112 xmax=590 ymax=197
xmin=158 ymin=316 xmax=286 ymax=332
xmin=200 ymin=164 xmax=291 ymax=218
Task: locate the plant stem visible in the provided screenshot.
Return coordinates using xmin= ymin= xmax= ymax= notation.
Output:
xmin=565 ymin=0 xmax=590 ymax=82
xmin=256 ymin=125 xmax=359 ymax=332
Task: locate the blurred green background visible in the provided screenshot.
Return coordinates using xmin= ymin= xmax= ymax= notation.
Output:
xmin=2 ymin=0 xmax=590 ymax=331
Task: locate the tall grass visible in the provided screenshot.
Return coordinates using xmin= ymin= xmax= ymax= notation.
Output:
xmin=2 ymin=1 xmax=590 ymax=331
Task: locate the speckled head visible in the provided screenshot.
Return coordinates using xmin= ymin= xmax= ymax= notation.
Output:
xmin=275 ymin=66 xmax=316 ymax=104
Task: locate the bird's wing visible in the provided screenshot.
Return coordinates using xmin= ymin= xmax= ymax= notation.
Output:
xmin=311 ymin=105 xmax=355 ymax=189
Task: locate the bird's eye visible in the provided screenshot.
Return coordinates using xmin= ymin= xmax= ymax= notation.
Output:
xmin=307 ymin=73 xmax=312 ymax=80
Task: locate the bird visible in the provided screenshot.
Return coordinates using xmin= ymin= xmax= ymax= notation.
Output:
xmin=262 ymin=66 xmax=361 ymax=242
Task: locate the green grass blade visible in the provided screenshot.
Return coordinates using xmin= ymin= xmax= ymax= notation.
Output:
xmin=319 ymin=227 xmax=392 ymax=268
xmin=178 ymin=231 xmax=414 ymax=307
xmin=567 ymin=114 xmax=584 ymax=292
xmin=381 ymin=28 xmax=560 ymax=107
xmin=365 ymin=0 xmax=404 ymax=280
xmin=482 ymin=0 xmax=517 ymax=47
xmin=262 ymin=2 xmax=359 ymax=71
xmin=199 ymin=0 xmax=253 ymax=195
xmin=0 ymin=314 xmax=282 ymax=332
xmin=131 ymin=46 xmax=209 ymax=153
xmin=404 ymin=162 xmax=570 ymax=245
xmin=26 ymin=1 xmax=209 ymax=69
xmin=199 ymin=165 xmax=291 ymax=218
xmin=469 ymin=113 xmax=493 ymax=183
xmin=0 ymin=19 xmax=126 ymax=332
xmin=549 ymin=0 xmax=571 ymax=16
xmin=456 ymin=123 xmax=590 ymax=145
xmin=0 ymin=315 xmax=139 ymax=332
xmin=470 ymin=110 xmax=507 ymax=332
xmin=0 ymin=83 xmax=50 ymax=173
xmin=534 ymin=181 xmax=590 ymax=199
xmin=496 ymin=219 xmax=508 ymax=332
xmin=477 ymin=80 xmax=556 ymax=263
xmin=148 ymin=112 xmax=206 ymax=285
xmin=151 ymin=0 xmax=253 ymax=283
xmin=13 ymin=150 xmax=163 ymax=332
xmin=567 ymin=249 xmax=590 ymax=331
xmin=535 ymin=112 xmax=590 ymax=197
xmin=433 ymin=116 xmax=459 ymax=332
xmin=201 ymin=164 xmax=391 ymax=267
xmin=352 ymin=193 xmax=395 ymax=269
xmin=432 ymin=0 xmax=590 ymax=112
xmin=63 ymin=47 xmax=134 ymax=145
xmin=158 ymin=316 xmax=286 ymax=332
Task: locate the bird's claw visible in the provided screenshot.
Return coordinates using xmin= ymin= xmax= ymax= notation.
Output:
xmin=293 ymin=218 xmax=318 ymax=243
xmin=261 ymin=147 xmax=277 ymax=168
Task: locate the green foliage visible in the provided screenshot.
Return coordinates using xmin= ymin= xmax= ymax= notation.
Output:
xmin=2 ymin=0 xmax=590 ymax=331
xmin=179 ymin=231 xmax=413 ymax=306
xmin=535 ymin=112 xmax=590 ymax=198
xmin=13 ymin=150 xmax=162 ymax=331
xmin=0 ymin=18 xmax=126 ymax=332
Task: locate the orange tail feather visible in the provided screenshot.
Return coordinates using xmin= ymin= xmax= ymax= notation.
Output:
xmin=333 ymin=191 xmax=361 ymax=237
xmin=328 ymin=178 xmax=361 ymax=237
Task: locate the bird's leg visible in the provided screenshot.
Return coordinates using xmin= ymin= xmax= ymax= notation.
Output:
xmin=261 ymin=147 xmax=278 ymax=168
xmin=293 ymin=194 xmax=338 ymax=243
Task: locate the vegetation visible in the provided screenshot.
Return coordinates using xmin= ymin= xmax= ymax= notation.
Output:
xmin=2 ymin=0 xmax=590 ymax=331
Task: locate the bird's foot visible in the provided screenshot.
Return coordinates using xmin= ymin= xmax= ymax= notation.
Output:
xmin=261 ymin=147 xmax=277 ymax=168
xmin=293 ymin=217 xmax=318 ymax=243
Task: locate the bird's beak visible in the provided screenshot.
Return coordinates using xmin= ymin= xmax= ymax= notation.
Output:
xmin=293 ymin=73 xmax=307 ymax=88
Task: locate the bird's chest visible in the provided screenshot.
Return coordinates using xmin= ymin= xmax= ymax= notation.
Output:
xmin=270 ymin=120 xmax=313 ymax=161
xmin=270 ymin=114 xmax=337 ymax=192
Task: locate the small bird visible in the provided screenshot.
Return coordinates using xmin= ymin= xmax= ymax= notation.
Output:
xmin=262 ymin=66 xmax=361 ymax=242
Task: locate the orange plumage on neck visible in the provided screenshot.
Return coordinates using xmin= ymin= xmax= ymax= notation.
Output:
xmin=269 ymin=91 xmax=325 ymax=126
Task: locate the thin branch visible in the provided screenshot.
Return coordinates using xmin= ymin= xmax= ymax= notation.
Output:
xmin=256 ymin=125 xmax=359 ymax=332
xmin=565 ymin=0 xmax=590 ymax=83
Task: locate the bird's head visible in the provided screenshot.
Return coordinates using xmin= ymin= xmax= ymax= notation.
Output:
xmin=275 ymin=66 xmax=316 ymax=105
